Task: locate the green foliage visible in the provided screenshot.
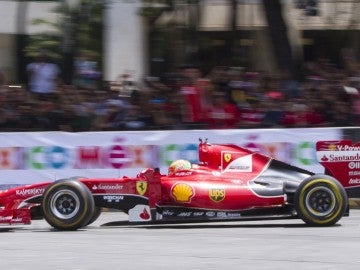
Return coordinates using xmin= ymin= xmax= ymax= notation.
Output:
xmin=25 ymin=0 xmax=103 ymax=63
xmin=139 ymin=0 xmax=174 ymax=24
xmin=24 ymin=35 xmax=61 ymax=59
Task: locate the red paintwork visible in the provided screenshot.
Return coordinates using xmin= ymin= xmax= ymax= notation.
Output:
xmin=316 ymin=140 xmax=360 ymax=193
xmin=0 ymin=140 xmax=357 ymax=226
xmin=0 ymin=182 xmax=50 ymax=225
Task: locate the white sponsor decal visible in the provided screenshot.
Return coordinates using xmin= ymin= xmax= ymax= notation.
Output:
xmin=217 ymin=212 xmax=227 ymax=218
xmin=337 ymin=145 xmax=360 ymax=151
xmin=162 ymin=210 xmax=175 ymax=216
xmin=93 ymin=184 xmax=123 ymax=191
xmin=317 ymin=151 xmax=360 ymax=162
xmin=231 ymin=180 xmax=242 ymax=184
xmin=16 ymin=188 xmax=45 ymax=197
xmin=178 ymin=212 xmax=191 ymax=217
xmin=174 ymin=171 xmax=192 ymax=177
xmin=224 ymin=155 xmax=253 ymax=173
xmin=103 ymin=195 xmax=124 ymax=202
xmin=128 ymin=205 xmax=151 ymax=222
xmin=349 ymin=170 xmax=360 ymax=176
xmin=349 ymin=162 xmax=360 ymax=170
xmin=0 ymin=216 xmax=24 ymax=223
xmin=227 ymin=213 xmax=241 ymax=218
xmin=212 ymin=171 xmax=221 ymax=176
xmin=349 ymin=178 xmax=360 ymax=184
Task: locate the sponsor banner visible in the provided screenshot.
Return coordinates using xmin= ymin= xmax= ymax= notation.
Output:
xmin=316 ymin=140 xmax=360 ymax=188
xmin=316 ymin=140 xmax=360 ymax=163
xmin=317 ymin=150 xmax=360 ymax=162
xmin=0 ymin=128 xmax=343 ymax=187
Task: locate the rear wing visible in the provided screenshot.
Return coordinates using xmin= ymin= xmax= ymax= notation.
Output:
xmin=316 ymin=140 xmax=360 ymax=197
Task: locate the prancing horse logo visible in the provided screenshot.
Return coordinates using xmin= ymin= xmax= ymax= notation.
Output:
xmin=136 ymin=181 xmax=147 ymax=196
xmin=224 ymin=153 xmax=232 ymax=163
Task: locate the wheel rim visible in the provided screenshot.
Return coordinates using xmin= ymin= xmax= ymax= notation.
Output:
xmin=50 ymin=190 xmax=80 ymax=219
xmin=305 ymin=186 xmax=336 ymax=217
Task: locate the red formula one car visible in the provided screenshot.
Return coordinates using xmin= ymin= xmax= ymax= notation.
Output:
xmin=0 ymin=139 xmax=358 ymax=230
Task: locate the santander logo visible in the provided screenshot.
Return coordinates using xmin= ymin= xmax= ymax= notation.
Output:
xmin=140 ymin=208 xmax=150 ymax=220
xmin=317 ymin=144 xmax=360 ymax=163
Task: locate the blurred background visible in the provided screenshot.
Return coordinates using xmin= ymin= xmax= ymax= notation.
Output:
xmin=0 ymin=0 xmax=359 ymax=132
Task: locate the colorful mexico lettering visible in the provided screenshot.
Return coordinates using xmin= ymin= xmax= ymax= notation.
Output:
xmin=0 ymin=144 xmax=157 ymax=170
xmin=0 ymin=142 xmax=320 ymax=170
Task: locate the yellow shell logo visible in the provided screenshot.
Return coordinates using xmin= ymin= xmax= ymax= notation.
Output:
xmin=171 ymin=183 xmax=194 ymax=203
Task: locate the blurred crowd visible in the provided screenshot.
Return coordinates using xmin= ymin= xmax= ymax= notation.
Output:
xmin=0 ymin=50 xmax=359 ymax=132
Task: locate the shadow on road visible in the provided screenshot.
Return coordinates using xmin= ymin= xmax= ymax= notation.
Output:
xmin=100 ymin=220 xmax=326 ymax=229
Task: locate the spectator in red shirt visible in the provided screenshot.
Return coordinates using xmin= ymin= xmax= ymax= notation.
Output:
xmin=239 ymin=100 xmax=265 ymax=128
xmin=280 ymin=98 xmax=325 ymax=127
xmin=179 ymin=67 xmax=207 ymax=128
xmin=303 ymin=99 xmax=326 ymax=126
xmin=206 ymin=91 xmax=240 ymax=129
xmin=280 ymin=101 xmax=307 ymax=127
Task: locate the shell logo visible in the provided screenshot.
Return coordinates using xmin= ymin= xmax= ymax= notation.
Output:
xmin=171 ymin=183 xmax=194 ymax=203
xmin=329 ymin=144 xmax=337 ymax=151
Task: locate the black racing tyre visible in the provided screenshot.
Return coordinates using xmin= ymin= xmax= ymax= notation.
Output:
xmin=86 ymin=207 xmax=102 ymax=226
xmin=294 ymin=175 xmax=348 ymax=226
xmin=42 ymin=179 xmax=95 ymax=231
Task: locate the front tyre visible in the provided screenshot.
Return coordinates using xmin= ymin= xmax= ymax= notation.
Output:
xmin=42 ymin=180 xmax=95 ymax=230
xmin=294 ymin=175 xmax=348 ymax=226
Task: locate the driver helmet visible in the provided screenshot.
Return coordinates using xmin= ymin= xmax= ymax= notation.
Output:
xmin=168 ymin=159 xmax=191 ymax=175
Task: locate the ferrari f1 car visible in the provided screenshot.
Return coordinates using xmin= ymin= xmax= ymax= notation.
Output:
xmin=0 ymin=139 xmax=358 ymax=230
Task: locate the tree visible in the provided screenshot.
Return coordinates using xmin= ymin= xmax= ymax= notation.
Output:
xmin=24 ymin=0 xmax=104 ymax=84
xmin=16 ymin=0 xmax=30 ymax=83
xmin=139 ymin=0 xmax=174 ymax=24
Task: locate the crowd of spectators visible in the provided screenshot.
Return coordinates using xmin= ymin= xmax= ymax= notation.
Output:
xmin=0 ymin=50 xmax=359 ymax=132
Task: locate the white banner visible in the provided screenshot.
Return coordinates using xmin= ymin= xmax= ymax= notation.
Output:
xmin=0 ymin=128 xmax=342 ymax=189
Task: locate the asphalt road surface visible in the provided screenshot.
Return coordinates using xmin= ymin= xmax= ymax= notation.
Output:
xmin=1 ymin=210 xmax=360 ymax=270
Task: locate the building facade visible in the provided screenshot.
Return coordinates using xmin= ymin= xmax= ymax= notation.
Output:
xmin=0 ymin=0 xmax=359 ymax=83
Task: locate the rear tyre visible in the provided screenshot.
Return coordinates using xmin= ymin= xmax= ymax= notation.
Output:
xmin=294 ymin=175 xmax=348 ymax=226
xmin=42 ymin=180 xmax=95 ymax=230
